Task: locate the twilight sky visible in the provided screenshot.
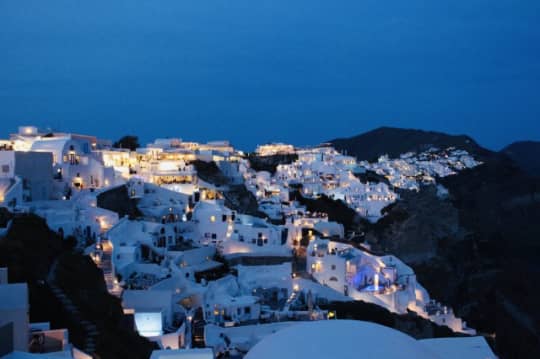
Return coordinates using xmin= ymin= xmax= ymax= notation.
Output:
xmin=1 ymin=0 xmax=539 ymax=151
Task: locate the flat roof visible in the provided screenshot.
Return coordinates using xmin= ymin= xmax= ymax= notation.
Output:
xmin=150 ymin=348 xmax=214 ymax=359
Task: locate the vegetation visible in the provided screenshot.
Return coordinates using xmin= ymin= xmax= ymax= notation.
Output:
xmin=0 ymin=213 xmax=155 ymax=359
xmin=113 ymin=135 xmax=140 ymax=151
xmin=191 ymin=160 xmax=229 ymax=186
xmin=97 ymin=185 xmax=142 ymax=219
xmin=191 ymin=160 xmax=265 ymax=217
xmin=290 ymin=190 xmax=363 ymax=231
xmin=247 ymin=153 xmax=299 ymax=174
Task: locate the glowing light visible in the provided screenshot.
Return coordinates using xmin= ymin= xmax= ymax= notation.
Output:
xmin=158 ymin=161 xmax=178 ymax=172
xmin=293 ymin=284 xmax=300 ymax=292
xmin=134 ymin=312 xmax=163 ymax=337
xmin=210 ymin=215 xmax=216 ymax=223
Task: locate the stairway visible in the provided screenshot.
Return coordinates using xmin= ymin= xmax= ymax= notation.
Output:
xmin=47 ymin=282 xmax=100 ymax=355
xmin=95 ymin=240 xmax=123 ymax=297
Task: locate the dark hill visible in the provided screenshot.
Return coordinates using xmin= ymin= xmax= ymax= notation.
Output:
xmin=247 ymin=153 xmax=298 ymax=174
xmin=501 ymin=141 xmax=540 ymax=177
xmin=324 ymin=128 xmax=540 ymax=358
xmin=0 ymin=213 xmax=155 ymax=359
xmin=97 ymin=185 xmax=142 ymax=219
xmin=330 ymin=127 xmax=492 ymax=161
xmin=191 ymin=160 xmax=265 ymax=218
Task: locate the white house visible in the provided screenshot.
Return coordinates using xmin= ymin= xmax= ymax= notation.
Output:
xmin=306 ymin=239 xmax=475 ymax=334
xmin=30 ymin=135 xmax=114 ymax=192
xmin=122 ymin=289 xmax=174 ymax=337
xmin=203 ymin=276 xmax=261 ymax=326
xmin=0 ymin=151 xmax=53 ymax=203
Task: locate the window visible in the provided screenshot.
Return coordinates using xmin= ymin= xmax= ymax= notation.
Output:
xmin=329 ymin=277 xmax=338 ymax=282
xmin=1 ymin=165 xmax=9 ymax=173
xmin=210 ymin=215 xmax=216 ymax=223
xmin=245 ymin=307 xmax=251 ymax=314
xmin=331 ymin=265 xmax=336 ymax=270
xmin=211 ymin=233 xmax=217 ymax=239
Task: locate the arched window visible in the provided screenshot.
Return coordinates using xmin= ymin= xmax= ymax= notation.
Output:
xmin=329 ymin=277 xmax=339 ymax=282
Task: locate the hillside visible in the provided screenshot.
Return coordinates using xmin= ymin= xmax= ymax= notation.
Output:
xmin=501 ymin=141 xmax=540 ymax=177
xmin=191 ymin=160 xmax=265 ymax=217
xmin=97 ymin=185 xmax=142 ymax=219
xmin=330 ymin=127 xmax=492 ymax=161
xmin=325 ymin=128 xmax=540 ymax=358
xmin=0 ymin=214 xmax=155 ymax=359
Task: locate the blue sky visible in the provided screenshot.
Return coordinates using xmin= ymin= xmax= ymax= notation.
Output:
xmin=1 ymin=0 xmax=539 ymax=151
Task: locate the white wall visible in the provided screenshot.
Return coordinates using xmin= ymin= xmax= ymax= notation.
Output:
xmin=0 ymin=285 xmax=29 ymax=352
xmin=0 ymin=152 xmax=15 ymax=178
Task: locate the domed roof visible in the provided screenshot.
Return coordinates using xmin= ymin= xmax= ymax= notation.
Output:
xmin=245 ymin=320 xmax=440 ymax=359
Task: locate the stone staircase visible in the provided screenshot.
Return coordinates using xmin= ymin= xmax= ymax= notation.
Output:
xmin=95 ymin=240 xmax=123 ymax=297
xmin=47 ymin=282 xmax=100 ymax=355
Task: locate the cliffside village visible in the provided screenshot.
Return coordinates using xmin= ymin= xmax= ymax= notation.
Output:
xmin=0 ymin=126 xmax=494 ymax=359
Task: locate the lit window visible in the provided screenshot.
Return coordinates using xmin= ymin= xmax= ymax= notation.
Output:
xmin=210 ymin=215 xmax=216 ymax=222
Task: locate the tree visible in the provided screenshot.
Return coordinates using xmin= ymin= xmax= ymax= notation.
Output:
xmin=113 ymin=135 xmax=140 ymax=151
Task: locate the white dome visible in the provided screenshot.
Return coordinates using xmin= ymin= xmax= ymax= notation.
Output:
xmin=245 ymin=320 xmax=440 ymax=359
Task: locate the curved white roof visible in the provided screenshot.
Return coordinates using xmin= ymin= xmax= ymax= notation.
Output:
xmin=245 ymin=320 xmax=440 ymax=359
xmin=30 ymin=137 xmax=71 ymax=160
